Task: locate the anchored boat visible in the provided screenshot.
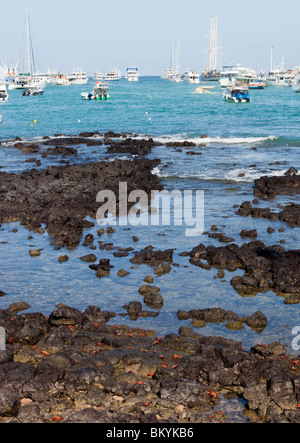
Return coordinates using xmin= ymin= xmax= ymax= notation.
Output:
xmin=104 ymin=69 xmax=122 ymax=81
xmin=183 ymin=70 xmax=200 ymax=84
xmin=125 ymin=68 xmax=140 ymax=82
xmin=223 ymin=86 xmax=251 ymax=103
xmin=81 ymin=82 xmax=110 ymax=100
xmin=292 ymin=75 xmax=300 ymax=92
xmin=22 ymin=85 xmax=44 ymax=96
xmin=0 ymin=81 xmax=9 ymax=101
xmin=235 ymin=76 xmax=266 ymax=89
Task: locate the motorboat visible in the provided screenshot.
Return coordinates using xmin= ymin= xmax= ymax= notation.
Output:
xmin=0 ymin=81 xmax=9 ymax=101
xmin=220 ymin=65 xmax=257 ymax=88
xmin=23 ymin=86 xmax=44 ymax=96
xmin=81 ymin=81 xmax=110 ymax=100
xmin=104 ymin=69 xmax=122 ymax=81
xmin=93 ymin=82 xmax=110 ymax=99
xmin=161 ymin=68 xmax=181 ymax=82
xmin=67 ymin=68 xmax=89 ymax=84
xmin=49 ymin=74 xmax=70 ymax=86
xmin=292 ymin=75 xmax=300 ymax=92
xmin=235 ymin=76 xmax=266 ymax=89
xmin=219 ymin=67 xmax=240 ymax=88
xmin=202 ymin=70 xmax=220 ymax=82
xmin=93 ymin=72 xmax=104 ymax=81
xmin=183 ymin=70 xmax=200 ymax=84
xmin=223 ymin=86 xmax=251 ymax=103
xmin=266 ymin=70 xmax=291 ymax=87
xmin=125 ymin=68 xmax=140 ymax=82
xmin=8 ymin=75 xmax=30 ymax=90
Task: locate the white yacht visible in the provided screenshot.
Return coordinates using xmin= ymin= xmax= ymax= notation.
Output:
xmin=93 ymin=72 xmax=104 ymax=81
xmin=220 ymin=65 xmax=257 ymax=88
xmin=292 ymin=75 xmax=300 ymax=92
xmin=183 ymin=70 xmax=200 ymax=84
xmin=104 ymin=69 xmax=122 ymax=81
xmin=266 ymin=69 xmax=291 ymax=87
xmin=29 ymin=73 xmax=47 ymax=88
xmin=161 ymin=68 xmax=181 ymax=82
xmin=125 ymin=68 xmax=140 ymax=82
xmin=235 ymin=76 xmax=266 ymax=90
xmin=49 ymin=74 xmax=70 ymax=86
xmin=0 ymin=81 xmax=9 ymax=102
xmin=67 ymin=69 xmax=89 ymax=84
xmin=8 ymin=75 xmax=30 ymax=90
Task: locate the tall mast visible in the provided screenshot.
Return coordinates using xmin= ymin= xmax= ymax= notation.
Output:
xmin=214 ymin=14 xmax=218 ymax=70
xmin=170 ymin=41 xmax=174 ymax=69
xmin=177 ymin=37 xmax=180 ymax=72
xmin=281 ymin=50 xmax=285 ymax=71
xmin=208 ymin=16 xmax=213 ymax=70
xmin=207 ymin=14 xmax=219 ymax=72
xmin=212 ymin=15 xmax=216 ymax=70
xmin=270 ymin=47 xmax=273 ymax=72
xmin=26 ymin=6 xmax=30 ymax=74
xmin=26 ymin=6 xmax=35 ymax=75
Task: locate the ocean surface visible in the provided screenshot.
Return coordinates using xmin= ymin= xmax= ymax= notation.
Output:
xmin=0 ymin=77 xmax=299 ymax=351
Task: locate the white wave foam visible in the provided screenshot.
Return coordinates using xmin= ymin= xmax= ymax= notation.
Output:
xmin=150 ymin=134 xmax=279 ymax=145
xmin=225 ymin=168 xmax=288 ymax=182
xmin=156 ymin=168 xmax=289 ymax=183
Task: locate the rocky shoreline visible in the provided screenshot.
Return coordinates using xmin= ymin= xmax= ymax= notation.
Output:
xmin=0 ymin=303 xmax=300 ymax=423
xmin=0 ymin=133 xmax=299 ymax=423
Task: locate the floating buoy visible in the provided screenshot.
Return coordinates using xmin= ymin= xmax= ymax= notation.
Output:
xmin=145 ymin=112 xmax=148 ymax=115
xmin=78 ymin=119 xmax=81 ymax=123
xmin=33 ymin=120 xmax=37 ymax=123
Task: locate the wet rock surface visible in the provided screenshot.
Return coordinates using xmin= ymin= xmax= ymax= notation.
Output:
xmin=254 ymin=171 xmax=300 ymax=197
xmin=0 ymin=158 xmax=162 ymax=249
xmin=237 ymin=202 xmax=300 ymax=228
xmin=106 ymin=138 xmax=159 ymax=156
xmin=189 ymin=241 xmax=300 ymax=300
xmin=177 ymin=308 xmax=268 ymax=332
xmin=130 ymin=248 xmax=174 ymax=265
xmin=0 ymin=304 xmax=299 ymax=423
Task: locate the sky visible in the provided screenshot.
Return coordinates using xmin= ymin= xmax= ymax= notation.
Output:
xmin=1 ymin=0 xmax=299 ymax=76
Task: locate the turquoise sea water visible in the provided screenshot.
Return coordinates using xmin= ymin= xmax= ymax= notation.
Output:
xmin=0 ymin=77 xmax=299 ymax=351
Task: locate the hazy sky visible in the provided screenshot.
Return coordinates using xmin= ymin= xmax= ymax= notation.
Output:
xmin=1 ymin=0 xmax=299 ymax=75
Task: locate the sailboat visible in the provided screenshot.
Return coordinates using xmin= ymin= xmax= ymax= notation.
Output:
xmin=9 ymin=7 xmax=45 ymax=95
xmin=161 ymin=39 xmax=182 ymax=82
xmin=202 ymin=14 xmax=221 ymax=82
